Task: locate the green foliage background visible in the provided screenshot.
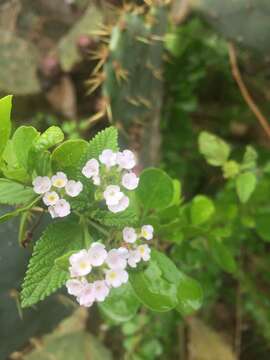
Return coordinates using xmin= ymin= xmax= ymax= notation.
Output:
xmin=1 ymin=1 xmax=270 ymax=359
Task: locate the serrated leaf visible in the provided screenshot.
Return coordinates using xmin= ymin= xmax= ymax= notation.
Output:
xmin=21 ymin=219 xmax=84 ymax=308
xmin=0 ymin=196 xmax=40 ymax=224
xmin=0 ymin=179 xmax=35 ymax=205
xmin=0 ymin=95 xmax=12 ymax=157
xmin=199 ymin=131 xmax=230 ymax=166
xmin=86 ymin=126 xmax=118 ymax=159
xmin=236 ymin=172 xmax=257 ymax=203
xmin=93 ymin=197 xmax=138 ymax=228
xmin=73 ymin=127 xmax=119 ymax=211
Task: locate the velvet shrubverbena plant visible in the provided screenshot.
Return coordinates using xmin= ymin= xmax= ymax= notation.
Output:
xmin=0 ymin=95 xmax=204 ymax=317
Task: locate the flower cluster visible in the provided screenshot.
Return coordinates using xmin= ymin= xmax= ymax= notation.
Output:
xmin=82 ymin=149 xmax=139 ymax=213
xmin=32 ymin=172 xmax=83 ymax=218
xmin=65 ymin=224 xmax=154 ymax=307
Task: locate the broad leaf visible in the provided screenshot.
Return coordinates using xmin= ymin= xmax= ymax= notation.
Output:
xmin=177 ymin=276 xmax=204 ymax=316
xmin=12 ymin=126 xmax=40 ymax=169
xmin=152 ymin=250 xmax=203 ymax=315
xmin=34 ymin=126 xmax=64 ymax=152
xmin=191 ymin=195 xmax=215 ymax=225
xmin=255 ymin=213 xmax=270 ymax=242
xmin=0 ymin=179 xmax=35 ymax=205
xmin=236 ymin=172 xmax=256 ymax=203
xmin=130 ymin=250 xmax=203 ymax=314
xmin=0 ymin=95 xmax=12 ymax=157
xmin=99 ymin=283 xmax=140 ymax=322
xmin=136 ymin=168 xmax=174 ymax=213
xmin=242 ymin=145 xmax=257 ymax=170
xmin=209 ymin=237 xmax=237 ymax=273
xmin=21 ymin=219 xmax=85 ymax=307
xmin=52 ymin=139 xmax=88 ymax=177
xmin=199 ymin=131 xmax=230 ymax=166
xmin=129 ymin=263 xmax=178 ymax=312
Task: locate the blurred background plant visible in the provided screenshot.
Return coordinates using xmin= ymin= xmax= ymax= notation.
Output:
xmin=2 ymin=0 xmax=270 ymax=359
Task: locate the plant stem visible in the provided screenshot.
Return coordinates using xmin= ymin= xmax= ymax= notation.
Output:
xmin=87 ymin=218 xmax=110 ymax=237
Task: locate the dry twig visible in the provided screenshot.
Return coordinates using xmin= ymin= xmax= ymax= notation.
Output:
xmin=228 ymin=42 xmax=270 ymax=139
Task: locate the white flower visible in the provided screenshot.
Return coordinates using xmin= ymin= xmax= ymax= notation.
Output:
xmin=106 ymin=249 xmax=127 ymax=269
xmin=43 ymin=191 xmax=59 ymax=206
xmin=116 ymin=150 xmax=136 ymax=170
xmin=137 ymin=244 xmax=151 ymax=261
xmin=88 ymin=242 xmax=107 ymax=267
xmin=141 ymin=225 xmax=154 ymax=240
xmin=99 ymin=149 xmax=117 ymax=168
xmin=122 ymin=172 xmax=139 ymax=190
xmin=123 ymin=227 xmax=137 ymax=243
xmin=48 ymin=205 xmax=58 ymax=219
xmin=33 ymin=176 xmax=51 ymax=194
xmin=82 ymin=159 xmax=99 ymax=178
xmin=69 ymin=250 xmax=92 ymax=277
xmin=54 ymin=199 xmax=71 ymax=218
xmin=127 ymin=250 xmax=141 ymax=268
xmin=66 ymin=278 xmax=86 ymax=297
xmin=77 ymin=282 xmax=95 ymax=307
xmin=93 ymin=175 xmax=100 ymax=186
xmin=51 ymin=172 xmax=68 ymax=188
xmin=65 ymin=180 xmax=83 ymax=197
xmin=118 ymin=247 xmax=129 ymax=259
xmin=103 ymin=185 xmax=124 ymax=206
xmin=108 ymin=195 xmax=129 ymax=213
xmin=93 ymin=280 xmax=110 ymax=302
xmin=105 ymin=268 xmax=128 ymax=288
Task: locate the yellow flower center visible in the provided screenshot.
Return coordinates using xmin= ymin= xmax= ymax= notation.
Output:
xmin=54 ymin=179 xmax=65 ymax=187
xmin=109 ymin=271 xmax=117 ymax=280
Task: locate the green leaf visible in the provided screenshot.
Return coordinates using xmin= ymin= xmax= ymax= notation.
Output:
xmin=242 ymin=145 xmax=258 ymax=170
xmin=73 ymin=127 xmax=119 ymax=211
xmin=130 ymin=250 xmax=203 ymax=314
xmin=236 ymin=172 xmax=257 ymax=203
xmin=209 ymin=237 xmax=237 ymax=273
xmin=54 ymin=251 xmax=77 ymax=272
xmin=0 ymin=179 xmax=35 ymax=205
xmin=198 ymin=131 xmax=230 ymax=166
xmin=177 ymin=276 xmax=204 ymax=316
xmin=170 ymin=179 xmax=182 ymax=206
xmin=99 ymin=283 xmax=140 ymax=323
xmin=0 ymin=196 xmax=40 ymax=223
xmin=52 ymin=139 xmax=88 ymax=177
xmin=86 ymin=126 xmax=118 ymax=159
xmin=12 ymin=126 xmax=40 ymax=169
xmin=255 ymin=213 xmax=270 ymax=242
xmin=151 ymin=250 xmax=203 ymax=315
xmin=34 ymin=126 xmax=64 ymax=152
xmin=136 ymin=168 xmax=174 ymax=212
xmin=191 ymin=195 xmax=215 ymax=226
xmin=129 ymin=264 xmax=178 ymax=312
xmin=0 ymin=95 xmax=12 ymax=157
xmin=21 ymin=219 xmax=84 ymax=307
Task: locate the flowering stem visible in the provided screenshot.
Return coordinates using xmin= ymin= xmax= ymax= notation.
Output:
xmin=87 ymin=218 xmax=110 ymax=237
